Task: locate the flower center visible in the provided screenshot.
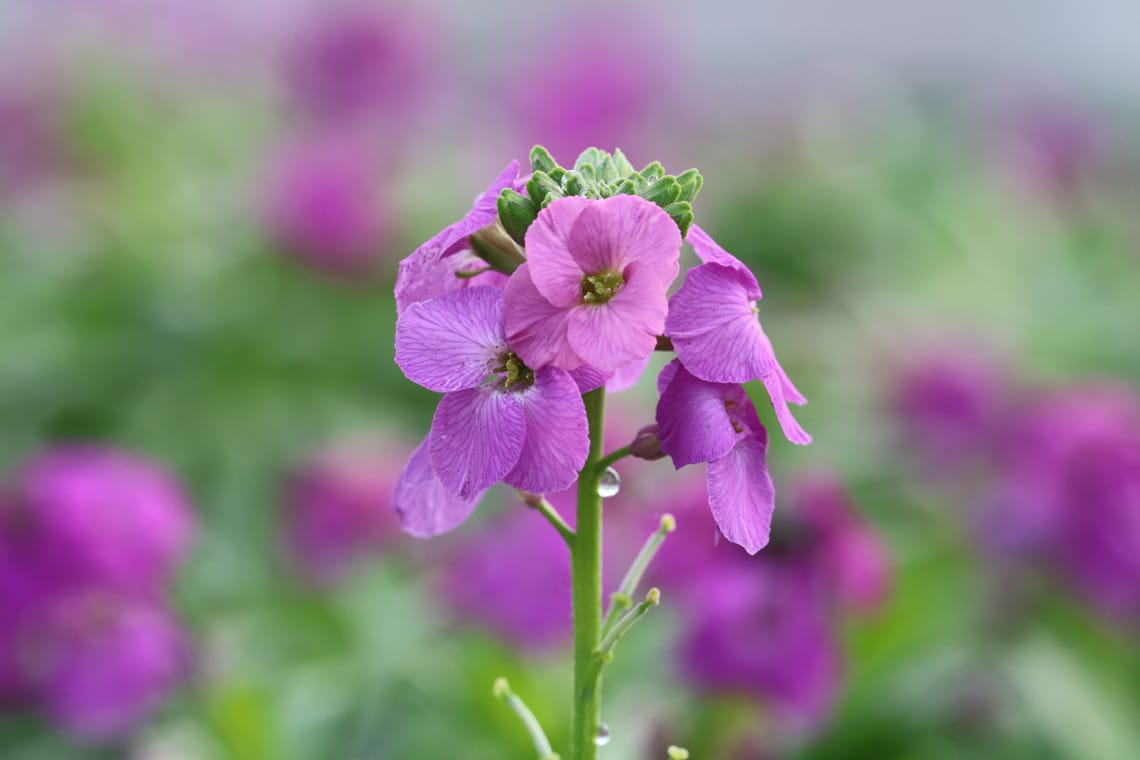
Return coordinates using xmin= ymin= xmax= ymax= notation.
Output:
xmin=493 ymin=350 xmax=536 ymax=391
xmin=580 ymin=270 xmax=624 ymax=304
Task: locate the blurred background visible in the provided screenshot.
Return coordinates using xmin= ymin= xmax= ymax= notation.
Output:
xmin=1 ymin=1 xmax=1139 ymax=758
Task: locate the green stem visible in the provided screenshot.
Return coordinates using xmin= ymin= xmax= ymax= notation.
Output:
xmin=601 ymin=514 xmax=675 ymax=638
xmin=519 ymin=492 xmax=576 ymax=549
xmin=595 ymin=445 xmax=633 ymax=476
xmin=493 ymin=678 xmax=560 ymax=760
xmin=570 ymin=388 xmax=606 ymax=760
xmin=587 ymin=589 xmax=661 ymax=686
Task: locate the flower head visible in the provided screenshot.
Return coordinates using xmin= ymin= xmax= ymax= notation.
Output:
xmin=394 ymin=286 xmax=589 ymax=525
xmin=666 ymin=224 xmax=810 ymax=445
xmin=504 ymin=194 xmax=681 ymax=373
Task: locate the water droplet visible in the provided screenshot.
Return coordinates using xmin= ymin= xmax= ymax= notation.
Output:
xmin=597 ymin=468 xmax=621 ymax=498
xmin=594 ymin=722 xmax=612 ymax=746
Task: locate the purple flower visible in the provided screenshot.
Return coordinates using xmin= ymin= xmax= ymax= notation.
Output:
xmin=11 ymin=447 xmax=195 ymax=596
xmin=439 ymin=507 xmax=572 ymax=652
xmin=392 ymin=437 xmax=484 ymax=539
xmin=678 ymin=562 xmax=840 ymax=730
xmin=665 ymin=224 xmax=810 ymax=445
xmin=394 ymin=286 xmax=589 ymax=517
xmin=394 ymin=161 xmax=518 ymax=315
xmin=284 ymin=439 xmax=407 ymax=585
xmin=263 ymin=134 xmax=390 ymax=277
xmin=504 ymin=194 xmax=681 ymax=373
xmin=655 ymin=360 xmax=775 ymax=554
xmin=284 ymin=5 xmax=434 ymax=125
xmin=15 ymin=589 xmax=190 ymax=740
xmin=985 ymin=383 xmax=1140 ymax=619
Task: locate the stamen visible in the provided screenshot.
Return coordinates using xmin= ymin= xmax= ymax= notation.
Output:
xmin=580 ymin=270 xmax=624 ymax=304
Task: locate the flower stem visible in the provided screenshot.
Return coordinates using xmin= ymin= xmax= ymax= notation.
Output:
xmin=519 ymin=491 xmax=576 ymax=549
xmin=601 ymin=514 xmax=675 ymax=638
xmin=595 ymin=445 xmax=633 ymax=476
xmin=493 ymin=678 xmax=560 ymax=760
xmin=587 ymin=588 xmax=661 ymax=686
xmin=570 ymin=388 xmax=606 ymax=760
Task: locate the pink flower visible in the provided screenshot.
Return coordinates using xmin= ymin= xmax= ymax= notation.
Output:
xmin=394 ymin=286 xmax=589 ymax=528
xmin=504 ymin=194 xmax=681 ymax=373
xmin=655 ymin=360 xmax=775 ymax=554
xmin=665 ymin=224 xmax=810 ymax=445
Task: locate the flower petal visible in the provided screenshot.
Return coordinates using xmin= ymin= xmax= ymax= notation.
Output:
xmin=566 ymin=261 xmax=667 ymax=372
xmin=569 ymin=365 xmax=611 ymax=393
xmin=503 ymin=263 xmax=585 ymax=370
xmin=438 ymin=160 xmax=521 ymax=257
xmin=430 ymin=387 xmax=525 ymax=499
xmin=606 ymin=353 xmax=651 ymax=393
xmin=656 ymin=362 xmax=738 ymax=468
xmin=394 ymin=243 xmax=504 ymax=316
xmin=707 ymin=432 xmax=775 ymax=555
xmin=760 ymin=372 xmax=813 ymax=445
xmin=687 ymin=223 xmax=756 ymax=285
xmin=567 ymin=195 xmax=681 ymax=287
xmin=504 ymin=368 xmax=589 ymax=493
xmin=524 ymin=196 xmax=590 ymax=307
xmin=395 ymin=286 xmax=506 ymax=392
xmin=393 ymin=437 xmax=483 ymax=537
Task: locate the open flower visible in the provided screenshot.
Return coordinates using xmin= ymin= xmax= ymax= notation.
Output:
xmin=394 ymin=161 xmax=518 ymax=314
xmin=655 ymin=360 xmax=775 ymax=554
xmin=395 ymin=286 xmax=589 ymax=511
xmin=666 ymin=224 xmax=811 ymax=444
xmin=504 ymin=194 xmax=681 ymax=373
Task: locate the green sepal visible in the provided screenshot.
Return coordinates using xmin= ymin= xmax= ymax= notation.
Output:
xmin=574 ymin=147 xmax=608 ymax=173
xmin=612 ymin=177 xmax=637 ymax=195
xmin=527 ymin=171 xmax=564 ymax=208
xmin=497 ymin=188 xmax=538 ymax=246
xmin=561 ymin=171 xmax=587 ymax=196
xmin=675 ymin=168 xmax=703 ymax=204
xmin=662 ymin=201 xmax=693 ymax=237
xmin=639 ymin=161 xmax=665 ymax=183
xmin=611 ymin=148 xmax=636 ymax=178
xmin=469 ymin=230 xmax=524 ymax=275
xmin=639 ymin=177 xmax=682 ymax=207
xmin=530 ymin=145 xmax=559 ymax=175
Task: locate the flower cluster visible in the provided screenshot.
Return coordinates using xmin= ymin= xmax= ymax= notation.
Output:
xmin=392 ymin=147 xmax=810 ymax=553
xmin=0 ymin=446 xmax=194 ymax=739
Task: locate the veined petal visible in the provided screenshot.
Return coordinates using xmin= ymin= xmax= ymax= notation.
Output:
xmin=566 ymin=261 xmax=667 ymax=372
xmin=504 ymin=368 xmax=589 ymax=493
xmin=393 ymin=437 xmax=483 ymax=537
xmin=606 ymin=353 xmax=651 ymax=393
xmin=656 ymin=362 xmax=738 ymax=468
xmin=394 ymin=242 xmax=503 ymax=316
xmin=430 ymin=387 xmax=525 ymax=500
xmin=567 ymin=195 xmax=681 ymax=287
xmin=438 ymin=160 xmax=520 ymax=257
xmin=525 ymin=196 xmax=590 ymax=307
xmin=761 ymin=373 xmax=813 ymax=445
xmin=569 ymin=365 xmax=611 ymax=393
xmin=687 ymin=223 xmax=755 ymax=285
xmin=707 ymin=433 xmax=775 ymax=555
xmin=395 ymin=286 xmax=506 ymax=392
xmin=504 ymin=264 xmax=585 ymax=371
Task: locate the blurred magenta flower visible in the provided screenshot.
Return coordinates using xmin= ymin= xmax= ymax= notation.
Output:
xmin=439 ymin=508 xmax=572 ymax=652
xmin=14 ymin=590 xmax=190 ymax=741
xmin=504 ymin=195 xmax=681 ymax=373
xmin=263 ymin=133 xmax=392 ymax=277
xmin=993 ymin=101 xmax=1103 ymax=202
xmin=985 ymin=383 xmax=1140 ymax=619
xmin=891 ymin=352 xmax=1007 ymax=473
xmin=284 ymin=4 xmax=435 ymax=126
xmin=284 ymin=439 xmax=408 ymax=585
xmin=10 ymin=446 xmax=195 ymax=596
xmin=0 ymin=83 xmax=66 ymax=198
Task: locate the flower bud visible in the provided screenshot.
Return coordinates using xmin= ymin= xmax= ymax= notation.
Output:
xmin=630 ymin=424 xmax=666 ymax=461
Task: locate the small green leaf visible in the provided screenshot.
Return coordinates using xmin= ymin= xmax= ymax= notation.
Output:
xmin=611 ymin=148 xmax=636 ymax=177
xmin=640 ymin=177 xmax=682 ymax=207
xmin=574 ymin=147 xmax=607 ymax=172
xmin=561 ymin=171 xmax=587 ymax=196
xmin=662 ymin=201 xmax=693 ymax=237
xmin=639 ymin=161 xmax=665 ymax=182
xmin=527 ymin=171 xmax=564 ymax=207
xmin=675 ymin=168 xmax=703 ymax=204
xmin=497 ymin=189 xmax=538 ymax=246
xmin=529 ymin=145 xmax=558 ymax=174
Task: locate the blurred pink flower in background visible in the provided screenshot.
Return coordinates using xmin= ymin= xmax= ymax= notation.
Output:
xmin=262 ymin=133 xmax=392 ymax=278
xmin=284 ymin=3 xmax=436 ymax=127
xmin=984 ymin=382 xmax=1140 ymax=620
xmin=0 ymin=446 xmax=195 ymax=739
xmin=991 ymin=100 xmax=1104 ymax=203
xmin=283 ymin=438 xmax=408 ymax=585
xmin=0 ymin=83 xmax=67 ymax=199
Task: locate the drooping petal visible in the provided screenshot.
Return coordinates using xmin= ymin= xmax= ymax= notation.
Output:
xmin=687 ymin=223 xmax=756 ymax=284
xmin=503 ymin=264 xmax=584 ymax=370
xmin=761 ymin=372 xmax=813 ymax=446
xmin=395 ymin=286 xmax=506 ymax=392
xmin=430 ymin=387 xmax=526 ymax=500
xmin=566 ymin=195 xmax=681 ymax=286
xmin=570 ymin=365 xmax=611 ymax=393
xmin=504 ymin=368 xmax=589 ymax=493
xmin=438 ymin=160 xmax=521 ymax=257
xmin=524 ymin=196 xmax=591 ymax=308
xmin=656 ymin=361 xmax=738 ymax=468
xmin=706 ymin=432 xmax=775 ymax=555
xmin=393 ymin=437 xmax=483 ymax=537
xmin=566 ymin=261 xmax=667 ymax=372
